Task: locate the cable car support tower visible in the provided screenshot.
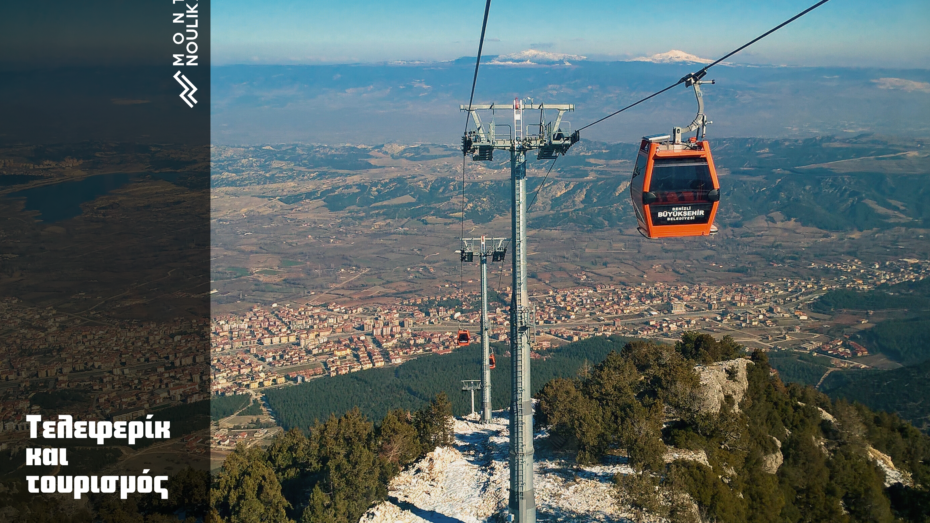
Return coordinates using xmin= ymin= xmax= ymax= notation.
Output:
xmin=461 ymin=99 xmax=578 ymax=523
xmin=458 ymin=236 xmax=508 ymax=424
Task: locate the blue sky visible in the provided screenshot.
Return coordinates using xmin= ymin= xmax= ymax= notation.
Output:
xmin=213 ymin=0 xmax=929 ymax=68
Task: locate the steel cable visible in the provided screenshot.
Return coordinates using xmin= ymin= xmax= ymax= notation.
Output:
xmin=576 ymin=0 xmax=831 ymax=132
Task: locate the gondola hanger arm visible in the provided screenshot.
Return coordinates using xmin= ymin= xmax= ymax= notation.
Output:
xmin=673 ymin=78 xmax=715 ymax=143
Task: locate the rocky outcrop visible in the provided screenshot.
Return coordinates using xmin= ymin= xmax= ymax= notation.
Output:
xmin=693 ymin=358 xmax=753 ymax=414
xmin=762 ymin=436 xmax=784 ymax=474
xmin=664 ymin=447 xmax=710 ymax=468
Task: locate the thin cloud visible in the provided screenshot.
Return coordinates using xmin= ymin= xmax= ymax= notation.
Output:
xmin=872 ymin=77 xmax=930 ymax=93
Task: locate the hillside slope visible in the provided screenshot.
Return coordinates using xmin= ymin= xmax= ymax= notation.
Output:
xmin=823 ymin=359 xmax=930 ymax=433
xmin=362 ymin=352 xmax=923 ymax=523
xmin=201 ymin=334 xmax=930 ymax=523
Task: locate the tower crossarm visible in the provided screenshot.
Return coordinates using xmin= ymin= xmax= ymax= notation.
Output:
xmin=461 ymin=101 xmax=577 ymax=161
xmin=461 ymin=380 xmax=482 ymax=391
xmin=460 ymin=237 xmax=509 ymax=257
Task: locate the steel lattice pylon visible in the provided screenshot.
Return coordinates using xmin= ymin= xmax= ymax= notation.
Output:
xmin=459 ymin=236 xmax=508 ymax=424
xmin=460 ymin=99 xmax=577 ymax=523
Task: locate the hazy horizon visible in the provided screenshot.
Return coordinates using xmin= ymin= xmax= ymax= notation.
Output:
xmin=211 ymin=0 xmax=929 ymax=69
xmin=211 ymin=60 xmax=930 ymax=146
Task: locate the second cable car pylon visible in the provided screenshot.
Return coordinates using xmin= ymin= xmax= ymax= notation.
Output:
xmin=462 ymin=98 xmax=578 ymax=523
xmin=458 ymin=235 xmax=508 ymax=424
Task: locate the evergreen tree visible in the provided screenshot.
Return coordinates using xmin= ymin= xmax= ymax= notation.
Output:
xmin=377 ymin=409 xmax=421 ymax=468
xmin=415 ymin=392 xmax=454 ymax=452
xmin=264 ymin=428 xmax=313 ymax=518
xmin=535 ymin=377 xmax=580 ymax=429
xmin=583 ymin=350 xmax=638 ymax=408
xmin=675 ymin=332 xmax=742 ymax=364
xmin=777 ymin=429 xmax=848 ymax=523
xmin=621 ymin=400 xmax=666 ymax=473
xmin=302 ymin=485 xmax=337 ymax=523
xmin=536 ymin=377 xmax=605 ymax=460
xmin=87 ymin=494 xmax=145 ymax=523
xmin=302 ymin=408 xmax=390 ymax=523
xmin=212 ymin=444 xmax=292 ymax=523
xmin=830 ymin=446 xmax=894 ymax=522
xmin=667 ymin=461 xmax=747 ymax=523
xmin=266 ymin=428 xmax=313 ymax=483
xmin=148 ymin=467 xmax=210 ymax=519
xmin=742 ymin=453 xmax=785 ymax=523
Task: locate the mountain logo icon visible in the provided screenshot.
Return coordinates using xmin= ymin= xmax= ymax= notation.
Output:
xmin=173 ymin=71 xmax=198 ymax=108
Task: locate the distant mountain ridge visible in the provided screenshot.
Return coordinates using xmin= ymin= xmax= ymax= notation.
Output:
xmin=211 ymin=60 xmax=930 ymax=144
xmin=212 ymin=135 xmax=930 ymax=234
xmin=631 ymin=49 xmax=714 ymax=64
xmin=483 ymin=48 xmax=714 ymax=65
xmin=489 ymin=49 xmax=587 ymax=65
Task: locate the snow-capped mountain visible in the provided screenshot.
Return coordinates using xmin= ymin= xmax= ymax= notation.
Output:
xmin=212 ymin=58 xmax=930 ymax=144
xmin=631 ymin=49 xmax=713 ymax=64
xmin=489 ymin=49 xmax=586 ymax=66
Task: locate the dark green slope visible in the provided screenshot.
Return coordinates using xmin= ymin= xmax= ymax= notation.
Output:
xmin=823 ymin=359 xmax=930 ymax=434
xmin=264 ymin=335 xmax=626 ymax=432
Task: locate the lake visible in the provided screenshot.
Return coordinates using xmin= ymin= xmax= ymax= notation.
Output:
xmin=0 ymin=175 xmax=42 ymax=187
xmin=8 ymin=172 xmax=187 ymax=223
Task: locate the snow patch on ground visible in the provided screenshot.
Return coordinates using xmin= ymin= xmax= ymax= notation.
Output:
xmin=868 ymin=447 xmax=913 ymax=488
xmin=361 ymin=411 xmax=641 ymax=522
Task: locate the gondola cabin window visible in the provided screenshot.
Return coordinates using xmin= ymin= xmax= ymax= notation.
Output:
xmin=648 ymin=159 xmax=714 ymax=208
xmin=631 ymin=153 xmax=648 ymax=226
xmin=632 ymin=152 xmax=647 ymax=180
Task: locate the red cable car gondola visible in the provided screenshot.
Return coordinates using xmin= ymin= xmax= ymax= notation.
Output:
xmin=630 ymin=136 xmax=720 ymax=238
xmin=489 ymin=354 xmax=496 ymax=369
xmin=629 ymin=74 xmax=720 ymax=239
xmin=457 ymin=330 xmax=470 ymax=346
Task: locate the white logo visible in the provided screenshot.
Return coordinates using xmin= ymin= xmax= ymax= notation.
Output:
xmin=173 ymin=71 xmax=198 ymax=108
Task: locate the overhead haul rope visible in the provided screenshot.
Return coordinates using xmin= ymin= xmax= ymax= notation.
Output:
xmin=505 ymin=0 xmax=830 ymax=303
xmin=518 ymin=0 xmax=831 ymax=221
xmin=576 ymin=0 xmax=831 ymax=132
xmin=459 ymin=0 xmax=493 ymax=324
xmin=464 ymin=0 xmax=493 ymax=135
xmin=527 ymin=156 xmax=559 ymax=212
